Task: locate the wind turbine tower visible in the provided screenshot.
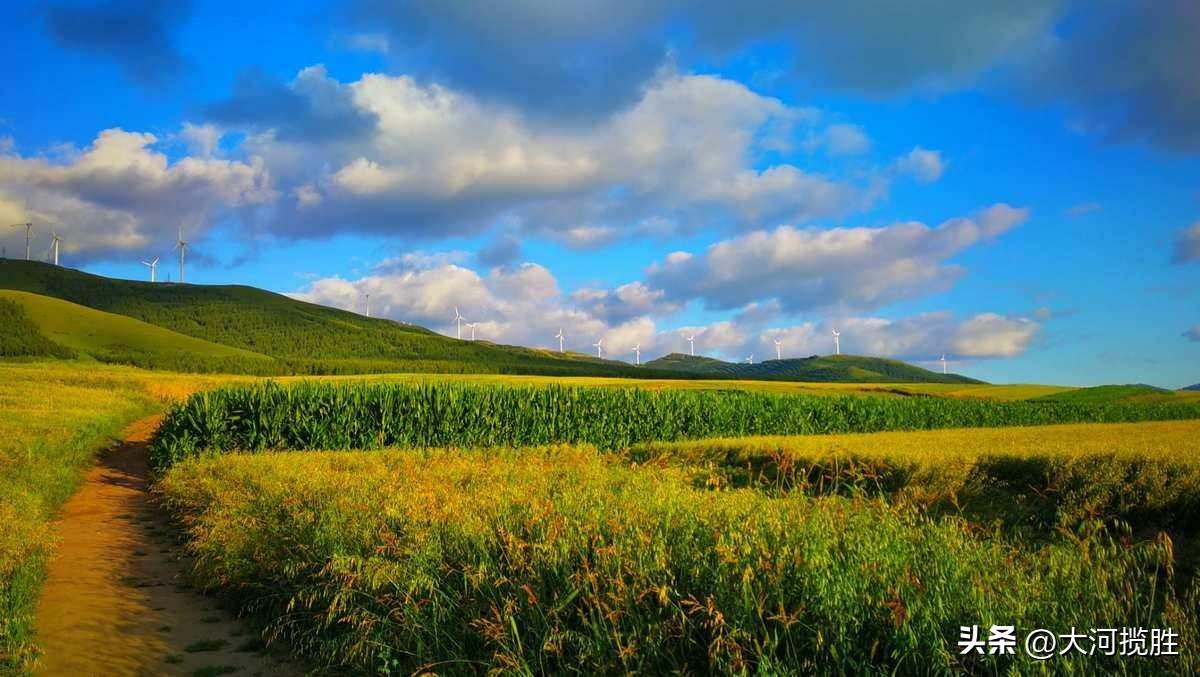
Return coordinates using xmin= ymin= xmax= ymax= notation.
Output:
xmin=632 ymin=344 xmax=641 ymax=365
xmin=452 ymin=306 xmax=464 ymax=339
xmin=364 ymin=293 xmax=371 ymax=317
xmin=593 ymin=338 xmax=603 ymax=358
xmin=939 ymin=354 xmax=948 ymax=375
xmin=746 ymin=354 xmax=754 ymax=364
xmin=9 ymin=223 xmax=32 ymax=260
xmin=555 ymin=328 xmax=564 ymax=353
xmin=831 ymin=329 xmax=841 ymax=356
xmin=773 ymin=338 xmax=782 ymax=360
xmin=174 ymin=227 xmax=188 ymax=283
xmin=50 ymin=232 xmax=61 ymax=266
xmin=141 ymin=256 xmax=159 ymax=282
xmin=686 ymin=334 xmax=695 ymax=356
xmin=467 ymin=322 xmax=477 ymax=341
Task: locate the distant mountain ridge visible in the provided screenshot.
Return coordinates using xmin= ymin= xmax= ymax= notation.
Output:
xmin=1183 ymin=384 xmax=1200 ymax=391
xmin=642 ymin=352 xmax=982 ymax=384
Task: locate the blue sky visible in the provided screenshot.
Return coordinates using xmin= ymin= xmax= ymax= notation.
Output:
xmin=1 ymin=1 xmax=1198 ymax=386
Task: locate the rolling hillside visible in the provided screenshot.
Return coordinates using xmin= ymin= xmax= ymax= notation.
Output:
xmin=0 ymin=290 xmax=276 ymax=372
xmin=642 ymin=353 xmax=982 ymax=384
xmin=2 ymin=260 xmax=982 ymax=383
xmin=0 ymin=261 xmax=650 ymax=377
xmin=1035 ymin=384 xmax=1200 ymax=404
xmin=1185 ymin=384 xmax=1200 ymax=392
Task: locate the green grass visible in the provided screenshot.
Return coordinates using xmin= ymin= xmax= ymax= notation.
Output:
xmin=158 ymin=445 xmax=1200 ymax=675
xmin=149 ymin=381 xmax=1200 ymax=469
xmin=0 ymin=290 xmax=277 ymax=374
xmin=1035 ymin=383 xmax=1200 ymax=405
xmin=0 ymin=298 xmax=74 ymax=360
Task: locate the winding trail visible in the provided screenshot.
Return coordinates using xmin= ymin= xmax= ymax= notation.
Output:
xmin=33 ymin=416 xmax=298 ymax=676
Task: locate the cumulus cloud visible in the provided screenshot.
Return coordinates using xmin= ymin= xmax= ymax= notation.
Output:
xmin=647 ymin=204 xmax=1029 ymax=312
xmin=1173 ymin=222 xmax=1200 ymax=264
xmin=209 ymin=68 xmax=872 ymax=242
xmin=0 ymin=128 xmax=273 ymax=259
xmin=42 ymin=0 xmax=191 ymax=89
xmin=822 ymin=124 xmax=871 ymax=156
xmin=292 ymin=251 xmax=1039 ymax=368
xmin=892 ymin=147 xmax=947 ymax=183
xmin=571 ymin=282 xmax=680 ymax=324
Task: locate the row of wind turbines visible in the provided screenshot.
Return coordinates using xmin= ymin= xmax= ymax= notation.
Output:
xmin=3 ymin=221 xmax=193 ymax=284
xmin=438 ymin=303 xmax=954 ymax=374
xmin=6 ymin=222 xmax=63 ymax=265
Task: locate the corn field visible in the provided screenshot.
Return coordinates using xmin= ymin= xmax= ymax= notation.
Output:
xmin=150 ymin=381 xmax=1200 ymax=469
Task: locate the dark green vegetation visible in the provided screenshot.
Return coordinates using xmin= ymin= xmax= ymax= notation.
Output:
xmin=149 ymin=381 xmax=1200 ymax=469
xmin=1035 ymin=383 xmax=1188 ymax=404
xmin=0 ymin=260 xmax=653 ymax=377
xmin=160 ymin=446 xmax=1200 ymax=675
xmin=0 ymin=297 xmax=74 ymax=359
xmin=644 ymin=352 xmax=980 ymax=383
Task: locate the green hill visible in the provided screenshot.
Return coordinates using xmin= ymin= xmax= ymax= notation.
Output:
xmin=642 ymin=353 xmax=982 ymax=384
xmin=0 ymin=295 xmax=75 ymax=359
xmin=0 ymin=290 xmax=276 ymax=372
xmin=1184 ymin=384 xmax=1200 ymax=392
xmin=1033 ymin=384 xmax=1190 ymax=404
xmin=0 ymin=260 xmax=648 ymax=377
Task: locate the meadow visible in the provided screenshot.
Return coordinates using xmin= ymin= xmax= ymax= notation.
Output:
xmin=158 ymin=427 xmax=1200 ymax=674
xmin=149 ymin=381 xmax=1200 ymax=469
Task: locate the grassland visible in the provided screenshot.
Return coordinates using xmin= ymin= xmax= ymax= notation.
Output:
xmin=148 ymin=381 xmax=1200 ymax=469
xmin=0 ymin=363 xmax=241 ymax=671
xmin=158 ymin=428 xmax=1200 ymax=674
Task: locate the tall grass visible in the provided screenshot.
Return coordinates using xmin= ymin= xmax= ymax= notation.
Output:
xmin=150 ymin=381 xmax=1200 ymax=469
xmin=159 ymin=448 xmax=1200 ymax=675
xmin=0 ymin=362 xmax=241 ymax=672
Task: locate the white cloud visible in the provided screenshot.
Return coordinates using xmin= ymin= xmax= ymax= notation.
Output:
xmin=0 ymin=128 xmax=273 ymax=259
xmin=218 ymin=68 xmax=875 ymax=242
xmin=892 ymin=147 xmax=946 ymax=183
xmin=647 ymin=204 xmax=1028 ymax=312
xmin=822 ymin=123 xmax=871 ymax=155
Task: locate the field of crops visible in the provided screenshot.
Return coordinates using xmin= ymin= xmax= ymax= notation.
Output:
xmin=158 ymin=432 xmax=1200 ymax=674
xmin=149 ymin=381 xmax=1200 ymax=469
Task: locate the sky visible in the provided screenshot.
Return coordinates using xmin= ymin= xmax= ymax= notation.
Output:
xmin=1 ymin=1 xmax=1198 ymax=387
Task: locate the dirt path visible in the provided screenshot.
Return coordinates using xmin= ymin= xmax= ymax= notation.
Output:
xmin=33 ymin=416 xmax=299 ymax=676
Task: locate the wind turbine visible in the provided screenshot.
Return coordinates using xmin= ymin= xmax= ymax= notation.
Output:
xmin=593 ymin=338 xmax=603 ymax=358
xmin=8 ymin=223 xmax=32 ymax=260
xmin=554 ymin=328 xmax=564 ymax=353
xmin=773 ymin=338 xmax=782 ymax=360
xmin=49 ymin=232 xmax=62 ymax=266
xmin=467 ymin=322 xmax=477 ymax=341
xmin=173 ymin=227 xmax=188 ymax=283
xmin=745 ymin=354 xmax=754 ymax=364
xmin=939 ymin=354 xmax=948 ymax=375
xmin=686 ymin=334 xmax=695 ymax=356
xmin=831 ymin=329 xmax=841 ymax=356
xmin=140 ymin=256 xmax=159 ymax=282
xmin=631 ymin=344 xmax=641 ymax=365
xmin=452 ymin=306 xmax=464 ymax=339
xmin=364 ymin=293 xmax=371 ymax=317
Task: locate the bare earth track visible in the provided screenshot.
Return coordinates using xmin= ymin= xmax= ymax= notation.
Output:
xmin=33 ymin=416 xmax=297 ymax=676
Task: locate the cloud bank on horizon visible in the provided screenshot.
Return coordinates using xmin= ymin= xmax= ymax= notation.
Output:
xmin=1 ymin=0 xmax=1198 ymax=380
